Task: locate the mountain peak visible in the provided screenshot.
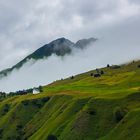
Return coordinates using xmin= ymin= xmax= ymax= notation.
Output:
xmin=75 ymin=37 xmax=97 ymax=49
xmin=0 ymin=37 xmax=97 ymax=78
xmin=50 ymin=37 xmax=68 ymax=43
xmin=49 ymin=37 xmax=74 ymax=46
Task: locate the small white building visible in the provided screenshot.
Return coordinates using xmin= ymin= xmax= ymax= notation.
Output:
xmin=33 ymin=88 xmax=40 ymax=94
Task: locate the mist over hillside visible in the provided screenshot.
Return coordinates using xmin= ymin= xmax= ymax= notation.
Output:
xmin=0 ymin=36 xmax=139 ymax=92
xmin=0 ymin=37 xmax=97 ymax=79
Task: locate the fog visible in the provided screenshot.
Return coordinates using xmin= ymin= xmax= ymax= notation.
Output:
xmin=1 ymin=0 xmax=140 ymax=70
xmin=0 ymin=35 xmax=140 ymax=93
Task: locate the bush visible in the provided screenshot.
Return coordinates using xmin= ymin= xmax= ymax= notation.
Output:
xmin=0 ymin=129 xmax=3 ymax=138
xmin=41 ymin=97 xmax=50 ymax=103
xmin=22 ymin=100 xmax=29 ymax=106
xmin=89 ymin=110 xmax=96 ymax=115
xmin=2 ymin=104 xmax=10 ymax=115
xmin=96 ymin=69 xmax=100 ymax=74
xmin=16 ymin=124 xmax=23 ymax=130
xmin=39 ymin=86 xmax=43 ymax=92
xmin=90 ymin=73 xmax=93 ymax=76
xmin=114 ymin=107 xmax=127 ymax=122
xmin=0 ymin=129 xmax=3 ymax=133
xmin=86 ymin=108 xmax=96 ymax=115
xmin=47 ymin=134 xmax=57 ymax=140
xmin=70 ymin=76 xmax=74 ymax=79
xmin=31 ymin=99 xmax=44 ymax=108
xmin=107 ymin=64 xmax=110 ymax=67
xmin=100 ymin=70 xmax=104 ymax=75
xmin=4 ymin=104 xmax=10 ymax=112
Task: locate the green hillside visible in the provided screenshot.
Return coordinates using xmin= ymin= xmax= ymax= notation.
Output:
xmin=0 ymin=60 xmax=140 ymax=140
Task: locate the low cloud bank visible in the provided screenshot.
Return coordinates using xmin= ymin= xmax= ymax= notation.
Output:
xmin=0 ymin=36 xmax=140 ymax=93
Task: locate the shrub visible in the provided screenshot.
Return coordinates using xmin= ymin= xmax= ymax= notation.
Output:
xmin=70 ymin=76 xmax=74 ymax=79
xmin=0 ymin=129 xmax=3 ymax=134
xmin=86 ymin=108 xmax=96 ymax=115
xmin=47 ymin=134 xmax=57 ymax=140
xmin=4 ymin=104 xmax=10 ymax=112
xmin=107 ymin=64 xmax=110 ymax=67
xmin=89 ymin=110 xmax=96 ymax=115
xmin=0 ymin=129 xmax=3 ymax=138
xmin=2 ymin=104 xmax=10 ymax=115
xmin=90 ymin=73 xmax=93 ymax=76
xmin=96 ymin=69 xmax=100 ymax=74
xmin=41 ymin=97 xmax=50 ymax=103
xmin=39 ymin=86 xmax=43 ymax=92
xmin=22 ymin=100 xmax=29 ymax=106
xmin=31 ymin=99 xmax=44 ymax=108
xmin=114 ymin=107 xmax=127 ymax=122
xmin=100 ymin=70 xmax=104 ymax=75
xmin=16 ymin=124 xmax=23 ymax=130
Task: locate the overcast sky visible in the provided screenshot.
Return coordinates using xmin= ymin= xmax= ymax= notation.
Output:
xmin=0 ymin=0 xmax=140 ymax=70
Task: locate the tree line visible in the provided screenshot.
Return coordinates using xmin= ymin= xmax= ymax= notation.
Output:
xmin=0 ymin=86 xmax=43 ymax=100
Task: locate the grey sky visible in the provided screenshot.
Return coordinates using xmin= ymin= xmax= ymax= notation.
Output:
xmin=0 ymin=0 xmax=140 ymax=70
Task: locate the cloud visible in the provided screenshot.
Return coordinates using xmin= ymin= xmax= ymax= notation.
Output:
xmin=0 ymin=0 xmax=140 ymax=70
xmin=0 ymin=33 xmax=140 ymax=92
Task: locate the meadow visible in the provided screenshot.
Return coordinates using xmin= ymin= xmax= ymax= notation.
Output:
xmin=0 ymin=61 xmax=140 ymax=140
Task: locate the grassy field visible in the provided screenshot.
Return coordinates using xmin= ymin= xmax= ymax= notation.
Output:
xmin=0 ymin=60 xmax=140 ymax=140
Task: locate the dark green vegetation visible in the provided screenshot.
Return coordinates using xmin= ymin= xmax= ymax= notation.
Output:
xmin=0 ymin=60 xmax=140 ymax=140
xmin=0 ymin=37 xmax=97 ymax=78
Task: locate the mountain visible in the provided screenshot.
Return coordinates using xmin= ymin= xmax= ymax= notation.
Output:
xmin=0 ymin=37 xmax=97 ymax=78
xmin=0 ymin=60 xmax=140 ymax=140
xmin=75 ymin=38 xmax=97 ymax=49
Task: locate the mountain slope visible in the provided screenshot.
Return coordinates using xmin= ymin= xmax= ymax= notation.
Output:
xmin=0 ymin=60 xmax=140 ymax=140
xmin=0 ymin=37 xmax=97 ymax=78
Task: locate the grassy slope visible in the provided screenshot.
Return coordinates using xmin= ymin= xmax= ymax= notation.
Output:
xmin=0 ymin=61 xmax=140 ymax=140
